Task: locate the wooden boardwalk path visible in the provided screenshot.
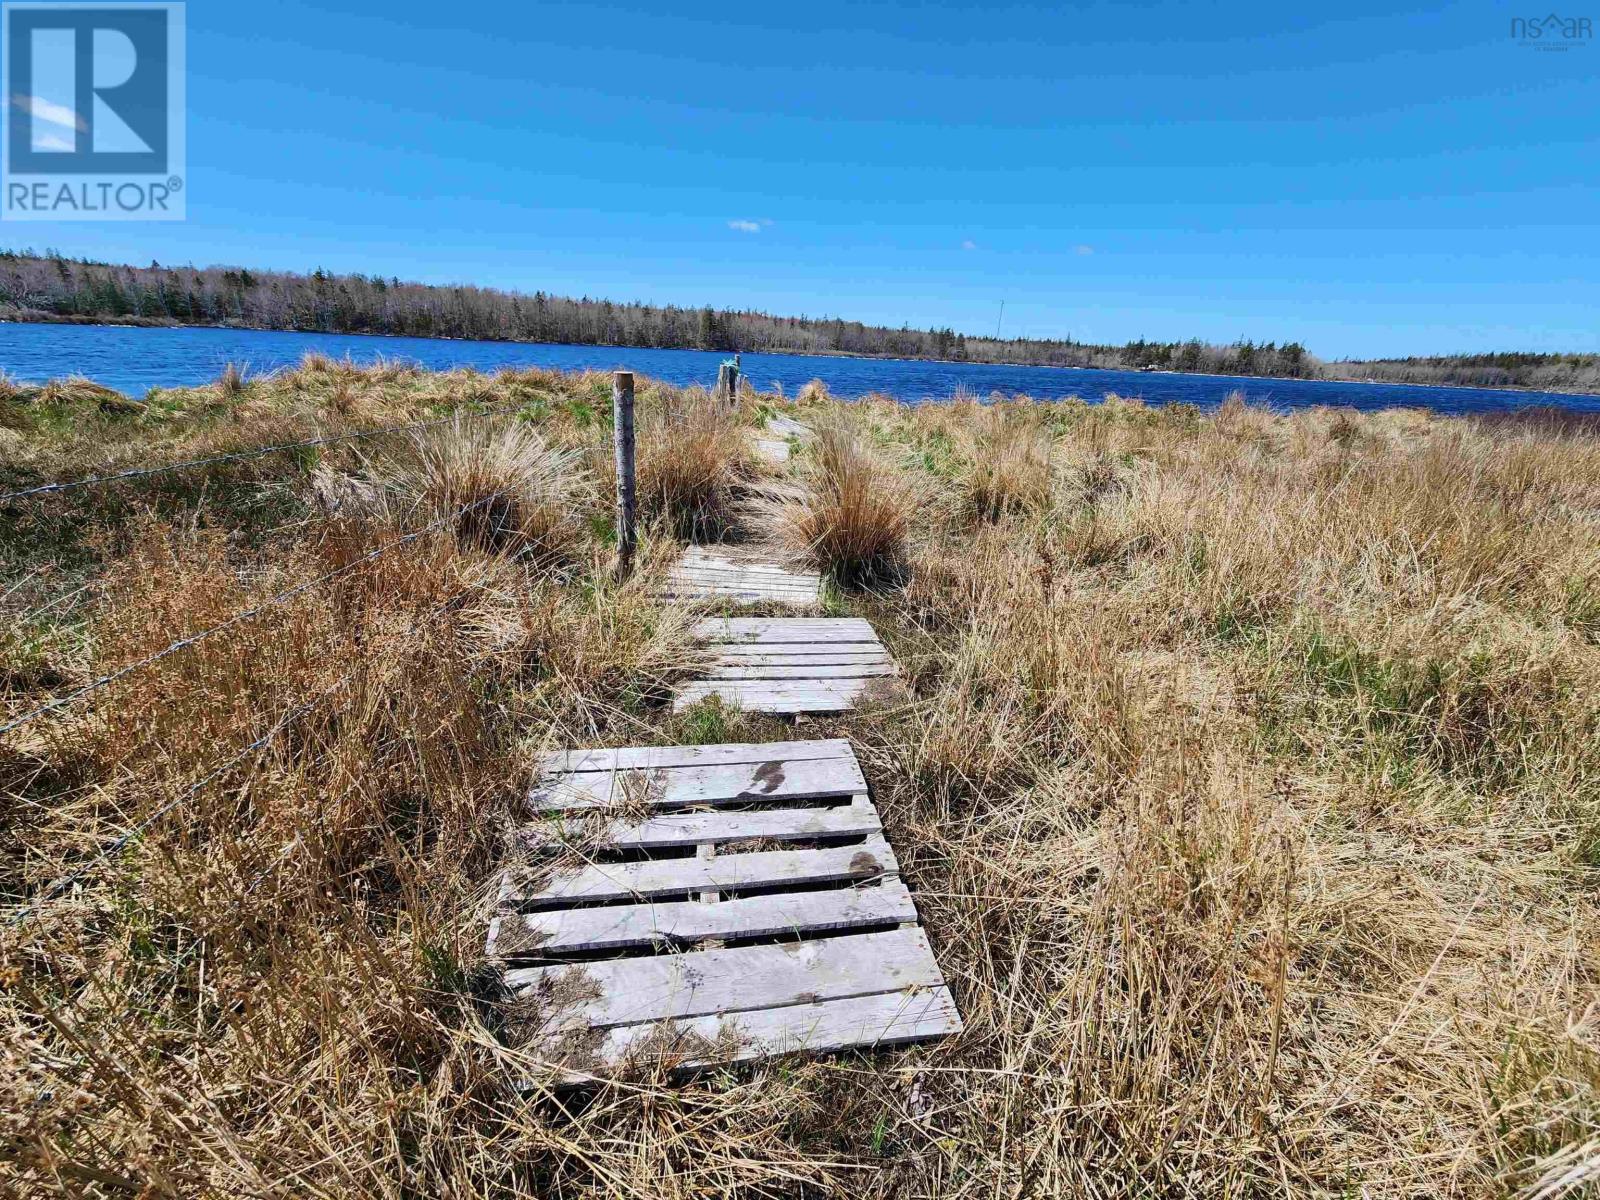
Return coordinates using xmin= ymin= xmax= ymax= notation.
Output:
xmin=491 ymin=739 xmax=959 ymax=1080
xmin=655 ymin=414 xmax=822 ymax=606
xmin=755 ymin=412 xmax=811 ymax=465
xmin=673 ymin=617 xmax=898 ymax=715
xmin=657 ymin=546 xmax=822 ymax=607
xmin=488 ymin=409 xmax=955 ymax=1083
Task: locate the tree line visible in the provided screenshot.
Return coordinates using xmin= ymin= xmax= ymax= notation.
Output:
xmin=1 ymin=249 xmax=1593 ymax=392
xmin=1322 ymin=352 xmax=1600 ymax=395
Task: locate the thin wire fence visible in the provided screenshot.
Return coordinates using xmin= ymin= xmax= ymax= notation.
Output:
xmin=5 ymin=683 xmax=344 ymax=927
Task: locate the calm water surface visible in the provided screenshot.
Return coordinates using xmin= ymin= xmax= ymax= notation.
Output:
xmin=3 ymin=322 xmax=1598 ymax=415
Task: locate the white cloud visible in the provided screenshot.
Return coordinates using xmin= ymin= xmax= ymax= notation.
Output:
xmin=1074 ymin=244 xmax=1095 ymax=256
xmin=961 ymin=239 xmax=978 ymax=251
xmin=11 ymin=93 xmax=85 ymax=132
xmin=728 ymin=219 xmax=771 ymax=233
xmin=33 ymin=132 xmax=72 ymax=151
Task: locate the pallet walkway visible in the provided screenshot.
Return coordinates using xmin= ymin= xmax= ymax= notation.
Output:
xmin=488 ymin=411 xmax=954 ymax=1083
xmin=673 ymin=617 xmax=898 ymax=715
xmin=657 ymin=545 xmax=822 ymax=607
xmin=655 ymin=412 xmax=822 ymax=606
xmin=490 ymin=739 xmax=959 ymax=1080
xmin=755 ymin=412 xmax=811 ymax=465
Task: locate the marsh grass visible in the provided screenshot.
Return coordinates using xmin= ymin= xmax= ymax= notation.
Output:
xmin=371 ymin=415 xmax=590 ymax=561
xmin=590 ymin=383 xmax=753 ymax=541
xmin=956 ymin=405 xmax=1054 ymax=520
xmin=3 ymin=363 xmax=1599 ymax=1197
xmin=217 ymin=361 xmax=247 ymax=397
xmin=761 ymin=417 xmax=916 ymax=587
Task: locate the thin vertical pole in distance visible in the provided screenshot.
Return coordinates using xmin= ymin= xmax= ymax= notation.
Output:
xmin=612 ymin=371 xmax=637 ymax=580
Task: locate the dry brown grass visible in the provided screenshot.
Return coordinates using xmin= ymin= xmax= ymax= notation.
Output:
xmin=847 ymin=394 xmax=1600 ymax=1197
xmin=796 ymin=378 xmax=830 ymax=405
xmin=371 ymin=415 xmax=590 ymax=561
xmin=761 ymin=417 xmax=917 ymax=587
xmin=622 ymin=384 xmax=752 ymax=541
xmin=217 ymin=361 xmax=247 ymax=398
xmin=956 ymin=404 xmax=1054 ymax=521
xmin=3 ymin=365 xmax=1599 ymax=1197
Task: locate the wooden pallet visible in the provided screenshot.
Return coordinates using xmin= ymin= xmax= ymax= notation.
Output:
xmin=766 ymin=414 xmax=812 ymax=440
xmin=755 ymin=413 xmax=811 ymax=465
xmin=657 ymin=546 xmax=822 ymax=606
xmin=490 ymin=739 xmax=959 ymax=1082
xmin=755 ymin=436 xmax=791 ymax=464
xmin=673 ymin=617 xmax=898 ymax=714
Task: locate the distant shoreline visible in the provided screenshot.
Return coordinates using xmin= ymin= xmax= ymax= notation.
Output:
xmin=4 ymin=313 xmax=1597 ymax=400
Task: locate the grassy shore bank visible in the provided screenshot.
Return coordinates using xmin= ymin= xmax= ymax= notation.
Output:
xmin=3 ymin=360 xmax=1598 ymax=1197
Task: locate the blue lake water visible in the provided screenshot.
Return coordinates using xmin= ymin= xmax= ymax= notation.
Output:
xmin=2 ymin=321 xmax=1598 ymax=415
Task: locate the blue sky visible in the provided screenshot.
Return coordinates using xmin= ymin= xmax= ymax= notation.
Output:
xmin=6 ymin=0 xmax=1598 ymax=358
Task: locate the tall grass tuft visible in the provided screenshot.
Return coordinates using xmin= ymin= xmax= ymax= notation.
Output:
xmin=630 ymin=385 xmax=750 ymax=540
xmin=217 ymin=361 xmax=247 ymax=397
xmin=376 ymin=415 xmax=588 ymax=561
xmin=961 ymin=414 xmax=1054 ymax=520
xmin=765 ymin=417 xmax=915 ymax=586
xmin=797 ymin=378 xmax=830 ymax=405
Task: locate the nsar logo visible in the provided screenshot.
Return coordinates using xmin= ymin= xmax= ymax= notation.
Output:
xmin=1511 ymin=12 xmax=1594 ymax=49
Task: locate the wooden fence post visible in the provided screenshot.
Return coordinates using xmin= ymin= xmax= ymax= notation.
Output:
xmin=715 ymin=355 xmax=742 ymax=407
xmin=612 ymin=371 xmax=637 ymax=580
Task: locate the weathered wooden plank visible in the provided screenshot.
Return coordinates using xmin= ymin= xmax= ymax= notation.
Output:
xmin=671 ymin=566 xmax=818 ymax=581
xmin=665 ymin=587 xmax=819 ymax=601
xmin=673 ymin=554 xmax=817 ymax=580
xmin=659 ymin=561 xmax=822 ymax=603
xmin=667 ymin=583 xmax=820 ymax=599
xmin=660 ymin=587 xmax=817 ymax=604
xmin=535 ymin=986 xmax=959 ymax=1080
xmin=694 ymin=630 xmax=876 ymax=649
xmin=661 ymin=548 xmax=822 ymax=606
xmin=539 ymin=739 xmax=854 ymax=775
xmin=673 ymin=577 xmax=818 ymax=591
xmin=676 ymin=551 xmax=818 ymax=577
xmin=670 ymin=569 xmax=819 ymax=585
xmin=692 ymin=617 xmax=876 ymax=644
xmin=523 ymin=800 xmax=880 ymax=850
xmin=697 ymin=618 xmax=871 ymax=630
xmin=668 ymin=575 xmax=819 ymax=591
xmin=711 ymin=647 xmax=892 ymax=664
xmin=505 ymin=926 xmax=941 ymax=1028
xmin=700 ymin=642 xmax=882 ymax=654
xmin=491 ymin=879 xmax=913 ymax=955
xmin=598 ymin=985 xmax=956 ymax=1069
xmin=674 ymin=678 xmax=885 ymax=714
xmin=530 ymin=754 xmax=867 ymax=812
xmin=517 ymin=837 xmax=897 ymax=905
xmin=662 ymin=576 xmax=812 ymax=588
xmin=705 ymin=663 xmax=897 ymax=680
xmin=664 ymin=592 xmax=818 ymax=604
xmin=766 ymin=414 xmax=811 ymax=441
